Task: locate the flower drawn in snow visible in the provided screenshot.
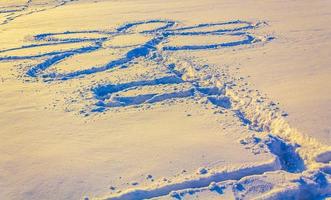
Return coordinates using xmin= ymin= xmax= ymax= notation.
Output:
xmin=0 ymin=19 xmax=273 ymax=111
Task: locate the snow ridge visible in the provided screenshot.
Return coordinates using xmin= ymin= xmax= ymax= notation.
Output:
xmin=99 ymin=158 xmax=281 ymax=200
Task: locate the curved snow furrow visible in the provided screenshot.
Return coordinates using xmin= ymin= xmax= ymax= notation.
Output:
xmin=53 ymin=36 xmax=164 ymax=80
xmin=0 ymin=0 xmax=31 ymax=14
xmin=92 ymin=75 xmax=192 ymax=109
xmin=98 ymin=89 xmax=195 ymax=108
xmin=0 ymin=40 xmax=94 ymax=54
xmin=0 ymin=41 xmax=99 ymax=62
xmin=34 ymin=30 xmax=111 ymax=41
xmin=93 ymin=75 xmax=184 ymax=100
xmin=162 ymin=33 xmax=256 ymax=51
xmin=315 ymin=151 xmax=331 ymax=164
xmin=0 ymin=6 xmax=26 ymax=14
xmin=165 ymin=20 xmax=255 ymax=35
xmin=169 ymin=169 xmax=330 ymax=200
xmin=26 ymin=45 xmax=101 ymax=77
xmin=92 ymin=75 xmax=226 ymax=110
xmin=97 ymin=158 xmax=280 ymax=200
xmin=0 ymin=19 xmax=267 ymax=82
xmin=0 ymin=0 xmax=78 ymax=26
xmin=116 ymin=20 xmax=176 ymax=34
xmin=0 ymin=0 xmax=31 ymax=25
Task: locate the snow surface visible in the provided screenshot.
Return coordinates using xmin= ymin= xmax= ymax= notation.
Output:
xmin=0 ymin=0 xmax=330 ymax=200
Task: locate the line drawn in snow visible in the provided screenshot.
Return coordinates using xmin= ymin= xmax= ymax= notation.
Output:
xmin=0 ymin=0 xmax=78 ymax=26
xmin=0 ymin=19 xmax=273 ymax=112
